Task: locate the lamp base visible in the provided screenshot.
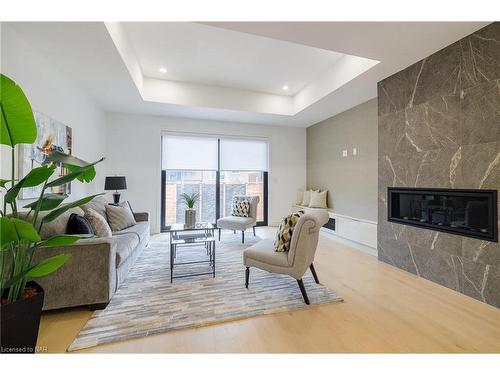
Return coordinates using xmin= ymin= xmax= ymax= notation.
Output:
xmin=112 ymin=192 xmax=121 ymax=205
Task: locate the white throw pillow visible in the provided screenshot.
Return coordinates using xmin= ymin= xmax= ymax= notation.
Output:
xmin=296 ymin=190 xmax=304 ymax=205
xmin=309 ymin=190 xmax=328 ymax=209
xmin=300 ymin=190 xmax=311 ymax=206
xmin=300 ymin=189 xmax=318 ymax=206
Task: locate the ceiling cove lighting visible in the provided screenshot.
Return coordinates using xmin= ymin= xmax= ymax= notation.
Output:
xmin=282 ymin=85 xmax=289 ymax=91
xmin=159 ymin=67 xmax=167 ymax=74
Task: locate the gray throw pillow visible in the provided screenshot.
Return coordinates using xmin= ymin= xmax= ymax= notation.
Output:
xmin=106 ymin=201 xmax=137 ymax=231
xmin=83 ymin=207 xmax=112 ymax=238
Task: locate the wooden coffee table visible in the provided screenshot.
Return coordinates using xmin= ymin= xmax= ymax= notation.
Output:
xmin=164 ymin=223 xmax=216 ymax=282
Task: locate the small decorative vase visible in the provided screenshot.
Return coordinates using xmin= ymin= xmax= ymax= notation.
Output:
xmin=185 ymin=209 xmax=196 ymax=228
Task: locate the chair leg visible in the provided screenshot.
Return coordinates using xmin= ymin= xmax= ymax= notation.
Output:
xmin=253 ymin=226 xmax=256 ymax=236
xmin=297 ymin=279 xmax=310 ymax=305
xmin=245 ymin=267 xmax=250 ymax=288
xmin=242 ymin=231 xmax=245 ymax=244
xmin=233 ymin=230 xmax=236 ymax=234
xmin=310 ymin=263 xmax=320 ymax=284
xmin=218 ymin=228 xmax=221 ymax=241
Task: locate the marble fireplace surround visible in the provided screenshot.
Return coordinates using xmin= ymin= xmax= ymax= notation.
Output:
xmin=377 ymin=22 xmax=500 ymax=308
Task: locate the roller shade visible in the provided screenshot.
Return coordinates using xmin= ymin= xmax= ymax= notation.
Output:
xmin=220 ymin=138 xmax=268 ymax=171
xmin=162 ymin=135 xmax=218 ymax=170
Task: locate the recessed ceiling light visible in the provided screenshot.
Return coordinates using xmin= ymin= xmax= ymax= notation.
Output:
xmin=282 ymin=85 xmax=289 ymax=91
xmin=159 ymin=67 xmax=167 ymax=74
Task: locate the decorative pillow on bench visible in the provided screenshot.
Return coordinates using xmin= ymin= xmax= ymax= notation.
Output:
xmin=231 ymin=198 xmax=250 ymax=217
xmin=309 ymin=190 xmax=328 ymax=209
xmin=274 ymin=210 xmax=305 ymax=252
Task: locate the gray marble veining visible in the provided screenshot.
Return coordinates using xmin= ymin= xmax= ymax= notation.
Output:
xmin=377 ymin=22 xmax=500 ymax=308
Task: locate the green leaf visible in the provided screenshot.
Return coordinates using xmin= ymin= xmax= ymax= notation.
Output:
xmin=0 ymin=216 xmax=18 ymax=248
xmin=0 ymin=74 xmax=37 ymax=147
xmin=42 ymin=193 xmax=104 ymax=223
xmin=45 ymin=151 xmax=91 ymax=167
xmin=46 ymin=157 xmax=104 ymax=188
xmin=22 ymin=165 xmax=56 ymax=187
xmin=4 ymin=166 xmax=55 ymax=203
xmin=25 ymin=254 xmax=71 ymax=278
xmin=23 ymin=193 xmax=68 ymax=211
xmin=10 ymin=217 xmax=41 ymax=242
xmin=0 ymin=178 xmax=10 ymax=188
xmin=37 ymin=235 xmax=79 ymax=248
xmin=66 ymin=164 xmax=96 ymax=183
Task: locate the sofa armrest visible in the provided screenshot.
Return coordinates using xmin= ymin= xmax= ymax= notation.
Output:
xmin=134 ymin=212 xmax=149 ymax=222
xmin=32 ymin=237 xmax=117 ymax=310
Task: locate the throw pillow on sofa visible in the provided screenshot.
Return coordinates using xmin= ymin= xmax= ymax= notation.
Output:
xmin=274 ymin=210 xmax=305 ymax=252
xmin=81 ymin=195 xmax=109 ymax=220
xmin=106 ymin=201 xmax=137 ymax=231
xmin=66 ymin=213 xmax=94 ymax=235
xmin=83 ymin=207 xmax=112 ymax=237
xmin=309 ymin=190 xmax=328 ymax=209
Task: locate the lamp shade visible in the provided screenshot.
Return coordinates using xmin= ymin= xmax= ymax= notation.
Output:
xmin=104 ymin=176 xmax=127 ymax=191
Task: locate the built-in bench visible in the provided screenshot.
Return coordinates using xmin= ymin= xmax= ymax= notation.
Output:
xmin=291 ymin=204 xmax=377 ymax=257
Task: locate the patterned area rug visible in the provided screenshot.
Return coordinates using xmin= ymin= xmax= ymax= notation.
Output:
xmin=68 ymin=233 xmax=342 ymax=351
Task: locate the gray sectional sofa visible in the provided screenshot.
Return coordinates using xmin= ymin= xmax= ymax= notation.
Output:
xmin=31 ymin=197 xmax=150 ymax=311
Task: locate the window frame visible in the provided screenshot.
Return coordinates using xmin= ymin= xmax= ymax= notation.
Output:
xmin=160 ymin=137 xmax=268 ymax=231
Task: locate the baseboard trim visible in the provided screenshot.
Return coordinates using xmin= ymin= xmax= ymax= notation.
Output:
xmin=320 ymin=228 xmax=378 ymax=257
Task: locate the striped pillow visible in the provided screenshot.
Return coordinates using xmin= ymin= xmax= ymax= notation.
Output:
xmin=106 ymin=202 xmax=137 ymax=232
xmin=83 ymin=207 xmax=112 ymax=238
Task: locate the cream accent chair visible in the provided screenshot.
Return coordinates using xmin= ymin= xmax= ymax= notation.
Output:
xmin=217 ymin=195 xmax=260 ymax=243
xmin=243 ymin=211 xmax=328 ymax=304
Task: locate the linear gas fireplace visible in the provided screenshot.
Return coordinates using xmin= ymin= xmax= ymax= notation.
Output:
xmin=388 ymin=187 xmax=498 ymax=242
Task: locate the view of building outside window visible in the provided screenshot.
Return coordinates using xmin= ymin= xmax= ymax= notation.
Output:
xmin=163 ymin=170 xmax=264 ymax=225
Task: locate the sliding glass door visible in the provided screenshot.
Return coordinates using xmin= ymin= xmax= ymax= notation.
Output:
xmin=161 ymin=134 xmax=268 ymax=230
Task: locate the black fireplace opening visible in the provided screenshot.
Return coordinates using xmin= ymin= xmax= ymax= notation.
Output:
xmin=388 ymin=187 xmax=498 ymax=242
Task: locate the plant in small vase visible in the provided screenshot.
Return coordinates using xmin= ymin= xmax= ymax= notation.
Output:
xmin=180 ymin=192 xmax=199 ymax=228
xmin=0 ymin=73 xmax=104 ymax=353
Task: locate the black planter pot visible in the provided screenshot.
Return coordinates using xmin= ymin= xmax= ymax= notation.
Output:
xmin=1 ymin=281 xmax=44 ymax=354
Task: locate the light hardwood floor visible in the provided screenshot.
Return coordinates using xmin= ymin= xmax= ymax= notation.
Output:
xmin=37 ymin=227 xmax=500 ymax=353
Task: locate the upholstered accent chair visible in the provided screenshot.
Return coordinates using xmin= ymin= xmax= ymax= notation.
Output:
xmin=217 ymin=195 xmax=260 ymax=243
xmin=243 ymin=211 xmax=328 ymax=304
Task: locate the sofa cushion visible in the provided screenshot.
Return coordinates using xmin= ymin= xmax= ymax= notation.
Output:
xmin=106 ymin=202 xmax=137 ymax=231
xmin=66 ymin=213 xmax=94 ymax=235
xmin=81 ymin=196 xmax=109 ymax=220
xmin=217 ymin=216 xmax=255 ymax=231
xmin=83 ymin=207 xmax=112 ymax=238
xmin=114 ymin=232 xmax=140 ymax=267
xmin=244 ymin=239 xmax=290 ymax=267
xmin=116 ymin=222 xmax=150 ymax=244
xmin=38 ymin=207 xmax=85 ymax=240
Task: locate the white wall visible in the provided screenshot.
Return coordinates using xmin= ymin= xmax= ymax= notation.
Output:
xmin=0 ymin=24 xmax=107 ymax=204
xmin=105 ymin=113 xmax=306 ymax=233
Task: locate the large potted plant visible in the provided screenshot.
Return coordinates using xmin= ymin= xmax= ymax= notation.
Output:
xmin=180 ymin=192 xmax=199 ymax=228
xmin=0 ymin=73 xmax=104 ymax=353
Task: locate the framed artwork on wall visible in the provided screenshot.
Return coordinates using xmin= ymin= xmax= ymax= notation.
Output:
xmin=18 ymin=111 xmax=73 ymax=199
